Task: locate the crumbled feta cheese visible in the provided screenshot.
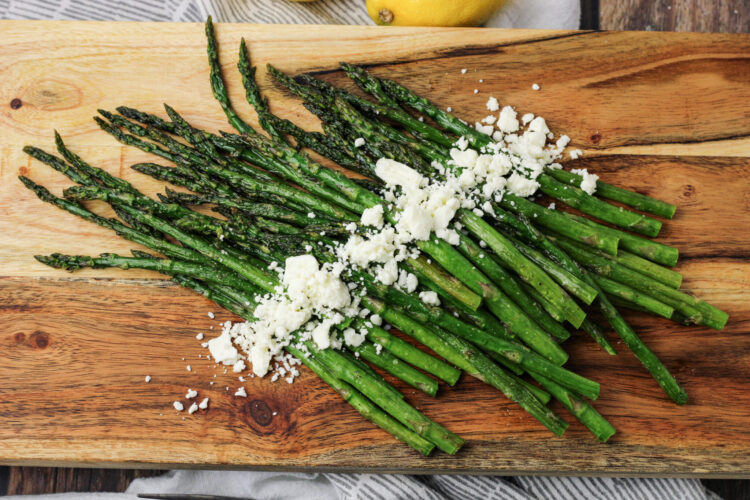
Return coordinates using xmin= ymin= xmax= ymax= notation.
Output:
xmin=570 ymin=149 xmax=583 ymax=159
xmin=571 ymin=168 xmax=599 ymax=195
xmin=232 ymin=360 xmax=246 ymax=373
xmin=360 ymin=204 xmax=384 ymax=228
xmin=185 ymin=389 xmax=198 ymax=399
xmin=173 ymin=401 xmax=184 ymax=411
xmin=548 ymin=202 xmax=556 ymax=210
xmin=474 ymin=122 xmax=494 ymax=135
xmin=235 ymin=387 xmax=247 ymax=397
xmin=419 ymin=291 xmax=441 ymax=306
xmin=473 ymin=89 xmax=479 ymax=94
xmin=196 ymin=333 xmax=204 ymax=340
xmin=370 ymin=314 xmax=383 ymax=326
xmin=144 ymin=375 xmax=151 ymax=383
xmin=486 ymin=96 xmax=499 ymax=111
xmin=507 ymin=172 xmax=540 ymax=197
xmin=521 ymin=113 xmax=534 ymax=125
xmin=188 ymin=403 xmax=199 ymax=414
xmin=354 ymin=137 xmax=365 ymax=148
xmin=461 ymin=68 xmax=467 ymax=74
xmin=207 ymin=312 xmax=215 ymax=319
xmin=532 ymin=83 xmax=540 ymax=90
xmin=497 ymin=106 xmax=519 ymax=133
xmin=208 ymin=332 xmax=241 ymax=366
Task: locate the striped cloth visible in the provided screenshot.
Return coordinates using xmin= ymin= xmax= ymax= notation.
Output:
xmin=0 ymin=1 xmax=720 ymax=499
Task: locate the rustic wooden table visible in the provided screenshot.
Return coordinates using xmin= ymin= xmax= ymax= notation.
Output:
xmin=1 ymin=0 xmax=748 ymax=496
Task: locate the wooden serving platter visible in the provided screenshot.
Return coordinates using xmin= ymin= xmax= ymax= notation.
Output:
xmin=0 ymin=20 xmax=749 ymax=476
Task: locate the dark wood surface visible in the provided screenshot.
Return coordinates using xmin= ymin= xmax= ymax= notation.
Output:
xmin=2 ymin=0 xmax=750 ymax=496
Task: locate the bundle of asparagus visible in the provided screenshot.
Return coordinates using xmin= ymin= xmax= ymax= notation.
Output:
xmin=21 ymin=18 xmax=728 ymax=455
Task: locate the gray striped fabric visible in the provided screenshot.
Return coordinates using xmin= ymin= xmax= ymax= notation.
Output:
xmin=0 ymin=1 xmax=720 ymax=499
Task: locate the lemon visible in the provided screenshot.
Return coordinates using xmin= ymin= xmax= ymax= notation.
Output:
xmin=367 ymin=0 xmax=506 ymax=27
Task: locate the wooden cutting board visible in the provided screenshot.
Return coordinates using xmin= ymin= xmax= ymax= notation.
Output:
xmin=1 ymin=20 xmax=749 ymax=476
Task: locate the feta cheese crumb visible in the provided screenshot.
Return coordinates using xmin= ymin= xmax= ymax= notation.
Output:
xmin=473 ymin=89 xmax=479 ymax=94
xmin=185 ymin=389 xmax=198 ymax=399
xmin=497 ymin=106 xmax=519 ymax=133
xmin=235 ymin=387 xmax=247 ymax=397
xmin=370 ymin=314 xmax=383 ymax=326
xmin=188 ymin=403 xmax=199 ymax=414
xmin=207 ymin=312 xmax=215 ymax=319
xmin=307 ymin=212 xmax=316 ymax=219
xmin=144 ymin=375 xmax=151 ymax=383
xmin=360 ymin=204 xmax=384 ymax=228
xmin=570 ymin=149 xmax=583 ymax=160
xmin=173 ymin=401 xmax=184 ymax=411
xmin=486 ymin=96 xmax=499 ymax=111
xmin=571 ymin=168 xmax=599 ymax=195
xmin=419 ymin=291 xmax=441 ymax=306
xmin=548 ymin=202 xmax=556 ymax=210
xmin=532 ymin=83 xmax=540 ymax=90
xmin=196 ymin=333 xmax=204 ymax=340
xmin=461 ymin=68 xmax=467 ymax=74
xmin=354 ymin=137 xmax=365 ymax=148
xmin=186 ymin=365 xmax=192 ymax=372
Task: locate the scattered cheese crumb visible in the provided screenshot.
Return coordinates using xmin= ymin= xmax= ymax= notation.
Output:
xmin=532 ymin=83 xmax=540 ymax=90
xmin=186 ymin=365 xmax=192 ymax=372
xmin=173 ymin=401 xmax=184 ymax=411
xmin=196 ymin=333 xmax=204 ymax=340
xmin=460 ymin=68 xmax=467 ymax=74
xmin=207 ymin=312 xmax=215 ymax=319
xmin=235 ymin=387 xmax=247 ymax=397
xmin=569 ymin=149 xmax=583 ymax=160
xmin=571 ymin=168 xmax=599 ymax=195
xmin=486 ymin=96 xmax=499 ymax=112
xmin=354 ymin=137 xmax=365 ymax=148
xmin=144 ymin=375 xmax=151 ymax=383
xmin=185 ymin=389 xmax=198 ymax=399
xmin=199 ymin=398 xmax=209 ymax=410
xmin=419 ymin=291 xmax=441 ymax=306
xmin=473 ymin=89 xmax=479 ymax=94
xmin=188 ymin=403 xmax=199 ymax=414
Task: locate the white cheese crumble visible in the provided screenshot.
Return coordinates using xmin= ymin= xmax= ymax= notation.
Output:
xmin=196 ymin=333 xmax=204 ymax=340
xmin=419 ymin=291 xmax=441 ymax=306
xmin=207 ymin=312 xmax=215 ymax=319
xmin=188 ymin=403 xmax=199 ymax=414
xmin=498 ymin=106 xmax=519 ymax=133
xmin=571 ymin=168 xmax=599 ymax=195
xmin=461 ymin=68 xmax=467 ymax=74
xmin=354 ymin=137 xmax=365 ymax=148
xmin=532 ymin=83 xmax=540 ymax=90
xmin=235 ymin=387 xmax=247 ymax=397
xmin=569 ymin=149 xmax=583 ymax=159
xmin=199 ymin=398 xmax=209 ymax=410
xmin=360 ymin=204 xmax=384 ymax=228
xmin=185 ymin=389 xmax=198 ymax=399
xmin=173 ymin=401 xmax=184 ymax=411
xmin=144 ymin=375 xmax=151 ymax=383
xmin=486 ymin=96 xmax=499 ymax=111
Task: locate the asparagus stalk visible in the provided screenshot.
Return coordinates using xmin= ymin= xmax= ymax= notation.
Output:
xmin=545 ymin=167 xmax=676 ymax=219
xmin=350 ymin=340 xmax=439 ymax=397
xmin=564 ymin=212 xmax=678 ymax=266
xmin=535 ymin=174 xmax=662 ymax=237
xmin=458 ymin=210 xmax=587 ymax=329
xmin=509 ymin=214 xmax=689 ymax=404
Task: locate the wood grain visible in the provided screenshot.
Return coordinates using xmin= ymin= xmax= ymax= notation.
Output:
xmin=1 ymin=20 xmax=749 ymax=476
xmin=601 ymin=0 xmax=749 ymax=33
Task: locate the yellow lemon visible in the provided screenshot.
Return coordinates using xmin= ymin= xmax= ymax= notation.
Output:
xmin=367 ymin=0 xmax=506 ymax=27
